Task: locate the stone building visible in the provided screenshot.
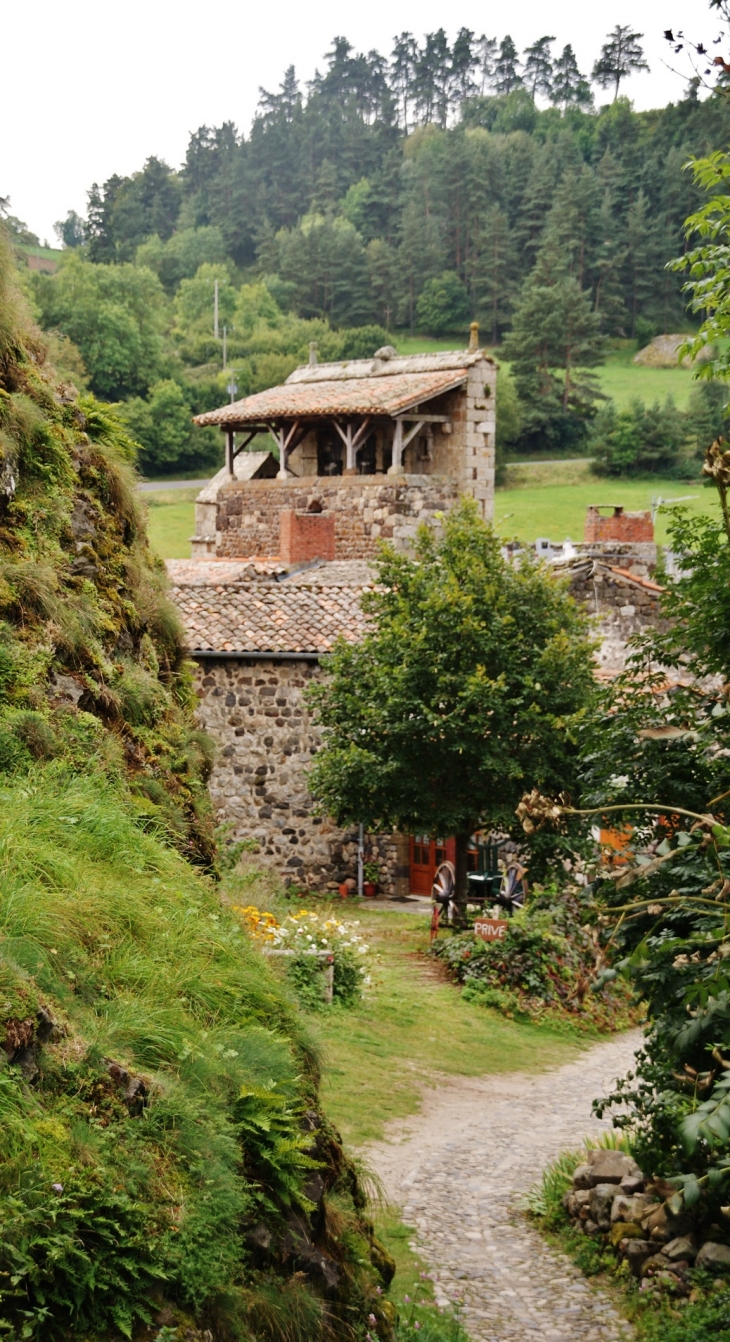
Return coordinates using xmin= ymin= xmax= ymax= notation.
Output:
xmin=191 ymin=335 xmax=496 ymax=560
xmin=171 ymin=341 xmax=668 ymax=893
xmin=169 ymin=556 xmax=410 ymax=895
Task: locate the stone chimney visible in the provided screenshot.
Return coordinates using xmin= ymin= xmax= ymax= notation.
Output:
xmin=468 ymin=322 xmax=479 ymax=353
xmin=309 ymin=341 xmax=318 ymax=366
xmin=280 ymin=510 xmax=335 ymax=565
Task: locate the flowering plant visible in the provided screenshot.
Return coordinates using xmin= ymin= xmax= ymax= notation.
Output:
xmin=234 ymin=906 xmax=372 ymax=1008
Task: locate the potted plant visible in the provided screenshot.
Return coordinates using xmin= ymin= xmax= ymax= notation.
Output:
xmin=363 ymin=861 xmax=381 ymax=898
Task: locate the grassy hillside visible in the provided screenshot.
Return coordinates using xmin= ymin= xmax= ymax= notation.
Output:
xmin=0 ymin=229 xmax=394 ymax=1341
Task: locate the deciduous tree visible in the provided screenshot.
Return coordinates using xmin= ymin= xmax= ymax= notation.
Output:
xmin=308 ymin=500 xmax=596 ymax=912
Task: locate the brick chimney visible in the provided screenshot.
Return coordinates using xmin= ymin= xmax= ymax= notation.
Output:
xmin=584 ymin=506 xmax=653 ymax=544
xmin=280 ymin=510 xmax=336 ymax=565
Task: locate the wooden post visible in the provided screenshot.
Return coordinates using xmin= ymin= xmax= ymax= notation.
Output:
xmin=271 ymin=420 xmax=301 ymax=479
xmin=389 ymin=419 xmax=404 ymax=474
xmin=333 ymin=418 xmax=370 ymax=476
xmin=225 ymin=429 xmax=234 ymax=476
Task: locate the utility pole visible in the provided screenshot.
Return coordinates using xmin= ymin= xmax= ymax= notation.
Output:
xmin=222 ymin=325 xmax=227 ymax=370
xmin=214 ymin=280 xmax=219 ymax=340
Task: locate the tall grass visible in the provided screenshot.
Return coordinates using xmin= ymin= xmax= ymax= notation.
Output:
xmin=0 ymin=768 xmax=371 ymax=1339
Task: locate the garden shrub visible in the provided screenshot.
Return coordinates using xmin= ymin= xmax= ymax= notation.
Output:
xmin=432 ymin=893 xmax=635 ymax=1031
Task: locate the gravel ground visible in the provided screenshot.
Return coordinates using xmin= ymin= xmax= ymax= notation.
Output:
xmin=366 ymin=1031 xmax=642 ymax=1341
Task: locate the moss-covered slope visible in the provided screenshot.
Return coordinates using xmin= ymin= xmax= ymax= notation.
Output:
xmin=0 ymin=229 xmax=213 ymax=860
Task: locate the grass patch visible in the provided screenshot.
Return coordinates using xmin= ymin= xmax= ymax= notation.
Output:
xmin=494 ymin=476 xmax=713 ymax=545
xmin=596 ymin=341 xmax=694 ymax=411
xmin=145 ymin=487 xmax=200 ymax=558
xmin=0 ymin=771 xmax=393 ymax=1339
xmin=311 ymin=909 xmax=585 ymax=1147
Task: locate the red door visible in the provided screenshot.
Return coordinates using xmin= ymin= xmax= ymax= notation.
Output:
xmin=409 ymin=836 xmax=451 ymax=895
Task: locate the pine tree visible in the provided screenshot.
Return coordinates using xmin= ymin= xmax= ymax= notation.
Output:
xmin=450 ymin=28 xmax=479 ymax=111
xmin=550 ymin=46 xmax=592 ymax=110
xmin=593 ymin=191 xmax=628 ymax=335
xmin=592 ymin=26 xmax=649 ymax=101
xmin=476 ymin=36 xmax=498 ymax=94
xmin=390 ymin=33 xmax=418 ymax=132
xmin=494 ymin=37 xmax=523 ymax=95
xmin=513 ymin=144 xmax=563 ymax=270
xmin=541 ymin=165 xmax=602 ymax=291
xmin=624 ymin=190 xmax=663 ymax=336
xmin=503 ymin=236 xmax=605 ymax=451
xmin=523 ymin=37 xmax=555 ymax=101
xmin=414 ymin=30 xmax=452 ymax=127
xmin=474 ymin=205 xmax=518 ymax=343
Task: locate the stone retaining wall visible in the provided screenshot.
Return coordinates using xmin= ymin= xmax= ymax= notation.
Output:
xmin=564 ymin=562 xmax=667 ymax=674
xmin=195 ymin=656 xmax=408 ymax=892
xmin=214 ymin=475 xmax=461 ymax=560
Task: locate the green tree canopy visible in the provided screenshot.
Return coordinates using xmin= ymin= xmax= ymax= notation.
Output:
xmin=31 ymin=253 xmax=167 ymax=400
xmin=415 ymin=270 xmax=469 ymax=334
xmin=135 ymin=226 xmax=228 ymax=292
xmin=308 ymin=500 xmax=596 ymax=901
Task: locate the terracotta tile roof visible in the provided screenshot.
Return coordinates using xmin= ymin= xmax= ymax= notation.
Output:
xmin=607 ymin=565 xmax=665 ymax=593
xmin=193 ymin=369 xmax=469 ymax=427
xmin=170 ymin=577 xmax=370 ymax=654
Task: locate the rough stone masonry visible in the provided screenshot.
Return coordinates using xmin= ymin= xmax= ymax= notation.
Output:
xmin=195 ymin=654 xmax=408 ymax=894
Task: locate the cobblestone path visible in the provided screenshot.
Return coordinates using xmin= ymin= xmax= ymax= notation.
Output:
xmin=367 ymin=1032 xmax=641 ymax=1342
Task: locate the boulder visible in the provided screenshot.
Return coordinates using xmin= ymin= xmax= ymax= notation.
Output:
xmin=664 ymin=1236 xmax=697 ymax=1263
xmin=590 ymin=1183 xmax=619 ymax=1229
xmin=572 ymin=1163 xmax=593 ymax=1190
xmin=611 ymin=1193 xmax=658 ymax=1226
xmin=623 ymin=1239 xmax=655 ymax=1275
xmin=643 ymin=1203 xmax=686 ymax=1243
xmin=641 ymin=1253 xmax=671 ymax=1277
xmin=585 ymin=1149 xmax=642 ymax=1187
xmin=696 ymin=1241 xmax=730 ymax=1271
xmin=619 ymin=1175 xmax=644 ymax=1195
xmin=633 ymin=334 xmax=713 ymax=369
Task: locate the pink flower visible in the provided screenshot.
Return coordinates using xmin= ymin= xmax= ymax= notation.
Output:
xmin=368 ymin=1315 xmax=377 ymax=1326
xmin=403 ymin=1295 xmax=410 ymax=1304
xmin=51 ymin=1183 xmax=63 ymax=1193
xmin=414 ymin=1324 xmax=421 ymax=1332
xmin=375 ymin=1286 xmax=382 ymax=1295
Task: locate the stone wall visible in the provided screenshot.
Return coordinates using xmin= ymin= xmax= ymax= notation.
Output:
xmin=215 ymin=475 xmax=461 ymax=560
xmin=195 ymin=656 xmax=409 ymax=892
xmin=562 ymin=559 xmax=667 ymax=674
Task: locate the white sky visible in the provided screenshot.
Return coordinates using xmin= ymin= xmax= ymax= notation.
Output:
xmin=2 ymin=0 xmax=707 ymax=244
